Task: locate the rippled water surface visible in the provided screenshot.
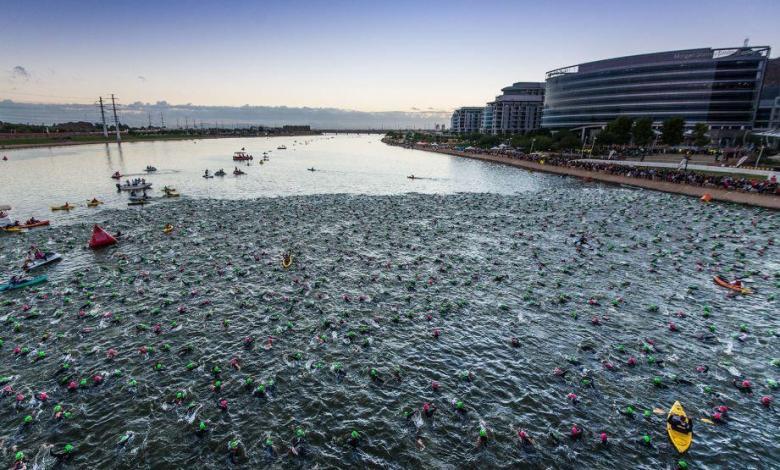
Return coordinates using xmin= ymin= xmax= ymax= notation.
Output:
xmin=0 ymin=136 xmax=778 ymax=469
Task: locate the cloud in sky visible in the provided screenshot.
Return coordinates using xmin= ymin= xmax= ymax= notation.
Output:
xmin=10 ymin=66 xmax=30 ymax=82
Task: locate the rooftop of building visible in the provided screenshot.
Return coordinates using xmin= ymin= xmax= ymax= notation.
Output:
xmin=546 ymin=46 xmax=771 ymax=79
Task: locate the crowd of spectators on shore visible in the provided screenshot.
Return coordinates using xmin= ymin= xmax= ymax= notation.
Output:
xmin=399 ymin=140 xmax=780 ymax=196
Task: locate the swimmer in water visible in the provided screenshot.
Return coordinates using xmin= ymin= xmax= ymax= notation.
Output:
xmin=289 ymin=428 xmax=306 ymax=457
xmin=422 ymin=402 xmax=437 ymax=418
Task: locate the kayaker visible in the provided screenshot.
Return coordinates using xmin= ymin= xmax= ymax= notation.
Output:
xmin=667 ymin=414 xmax=692 ymax=433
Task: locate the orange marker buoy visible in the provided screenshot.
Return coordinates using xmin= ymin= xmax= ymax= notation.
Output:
xmin=700 ymin=193 xmax=712 ymax=202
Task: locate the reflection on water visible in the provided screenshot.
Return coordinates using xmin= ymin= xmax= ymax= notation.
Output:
xmin=0 ymin=134 xmax=569 ymax=223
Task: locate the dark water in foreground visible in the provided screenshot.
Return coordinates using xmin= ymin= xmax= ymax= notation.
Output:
xmin=0 ymin=190 xmax=778 ymax=469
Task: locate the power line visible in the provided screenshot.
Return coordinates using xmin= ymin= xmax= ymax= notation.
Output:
xmin=98 ymin=97 xmax=108 ymax=138
xmin=110 ymin=94 xmax=121 ymax=143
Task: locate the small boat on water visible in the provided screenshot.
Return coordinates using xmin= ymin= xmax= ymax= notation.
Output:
xmin=713 ymin=275 xmax=752 ymax=294
xmin=110 ymin=171 xmax=122 ymax=179
xmin=214 ymin=169 xmax=226 ymax=177
xmin=233 ymin=151 xmax=253 ymax=161
xmin=203 ymin=169 xmax=214 ymax=179
xmin=19 ymin=219 xmax=49 ymax=229
xmin=162 ymin=186 xmax=180 ymax=197
xmin=407 ymin=175 xmax=416 ymax=180
xmin=233 ymin=169 xmax=246 ymax=176
xmin=0 ymin=275 xmax=47 ymax=293
xmin=307 ymin=168 xmax=316 ymax=172
xmin=51 ymin=203 xmax=76 ymax=211
xmin=145 ymin=165 xmax=157 ymax=172
xmin=23 ymin=253 xmax=62 ymax=271
xmin=117 ymin=181 xmax=152 ymax=191
xmin=277 ymin=145 xmax=287 ymax=150
xmin=87 ymin=198 xmax=103 ymax=207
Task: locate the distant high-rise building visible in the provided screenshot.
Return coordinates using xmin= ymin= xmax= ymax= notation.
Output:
xmin=542 ymin=46 xmax=771 ymax=134
xmin=755 ymin=57 xmax=780 ymax=130
xmin=481 ymin=82 xmax=544 ymax=135
xmin=450 ymin=107 xmax=484 ymax=134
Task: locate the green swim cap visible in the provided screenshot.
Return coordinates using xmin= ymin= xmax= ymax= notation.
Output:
xmin=79 ymin=378 xmax=88 ymax=387
xmin=37 ymin=351 xmax=45 ymax=359
xmin=296 ymin=428 xmax=305 ymax=438
xmin=14 ymin=451 xmax=23 ymax=461
xmin=479 ymin=427 xmax=487 ymax=438
xmin=678 ymin=459 xmax=688 ymax=469
xmin=625 ymin=406 xmax=635 ymax=415
xmin=351 ymin=430 xmax=359 ymax=439
xmin=653 ymin=376 xmax=662 ymax=386
xmin=229 ymin=440 xmax=238 ymax=450
xmin=53 ymin=404 xmax=62 ymax=413
xmin=186 ymin=361 xmax=196 ymax=370
xmin=63 ymin=444 xmax=74 ymax=454
xmin=456 ymin=400 xmax=464 ymax=410
xmin=643 ymin=410 xmax=651 ymax=418
xmin=642 ymin=434 xmax=651 ymax=444
xmin=370 ymin=368 xmax=378 ymax=377
xmin=128 ymin=379 xmax=137 ymax=386
xmin=265 ymin=438 xmax=273 ymax=446
xmin=199 ymin=421 xmax=207 ymax=431
xmin=23 ymin=415 xmax=32 ymax=424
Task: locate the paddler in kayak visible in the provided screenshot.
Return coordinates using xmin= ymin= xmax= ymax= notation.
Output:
xmin=25 ymin=217 xmax=40 ymax=225
xmin=667 ymin=414 xmax=692 ymax=433
xmin=28 ymin=245 xmax=45 ymax=260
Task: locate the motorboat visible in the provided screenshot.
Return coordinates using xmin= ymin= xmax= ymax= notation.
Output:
xmin=233 ymin=151 xmax=253 ymax=161
xmin=145 ymin=165 xmax=157 ymax=172
xmin=117 ymin=181 xmax=152 ymax=191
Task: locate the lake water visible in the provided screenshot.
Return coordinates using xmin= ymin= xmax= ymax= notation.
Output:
xmin=0 ymin=134 xmax=566 ymax=221
xmin=0 ymin=135 xmax=777 ymax=469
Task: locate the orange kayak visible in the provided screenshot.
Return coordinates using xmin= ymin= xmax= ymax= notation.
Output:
xmin=713 ymin=275 xmax=751 ymax=294
xmin=20 ymin=220 xmax=50 ymax=229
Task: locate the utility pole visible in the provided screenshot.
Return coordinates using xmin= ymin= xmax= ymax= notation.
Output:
xmin=160 ymin=112 xmax=165 ymax=128
xmin=185 ymin=117 xmax=189 ymax=129
xmin=148 ymin=112 xmax=152 ymax=128
xmin=98 ymin=97 xmax=108 ymax=138
xmin=110 ymin=94 xmax=121 ymax=143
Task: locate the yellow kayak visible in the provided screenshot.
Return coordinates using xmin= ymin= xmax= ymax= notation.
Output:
xmin=87 ymin=199 xmax=104 ymax=207
xmin=667 ymin=401 xmax=693 ymax=453
xmin=51 ymin=204 xmax=76 ymax=211
xmin=282 ymin=254 xmax=293 ymax=269
xmin=2 ymin=226 xmax=23 ymax=232
xmin=163 ymin=224 xmax=174 ymax=234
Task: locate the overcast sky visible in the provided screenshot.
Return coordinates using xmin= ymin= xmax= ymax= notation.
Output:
xmin=1 ymin=0 xmax=778 ymax=121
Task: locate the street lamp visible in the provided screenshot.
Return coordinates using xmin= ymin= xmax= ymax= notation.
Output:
xmin=530 ymin=138 xmax=536 ymax=154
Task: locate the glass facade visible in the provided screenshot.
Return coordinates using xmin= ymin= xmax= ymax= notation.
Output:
xmin=542 ymin=47 xmax=771 ymax=130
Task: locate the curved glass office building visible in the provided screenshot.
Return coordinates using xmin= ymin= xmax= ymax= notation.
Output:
xmin=542 ymin=47 xmax=771 ymax=131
